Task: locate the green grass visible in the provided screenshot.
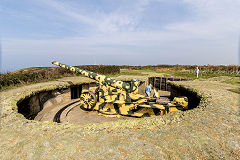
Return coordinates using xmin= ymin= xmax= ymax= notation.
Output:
xmin=0 ymin=65 xmax=120 ymax=92
xmin=115 ymin=69 xmax=240 ymax=79
xmin=154 ymin=70 xmax=239 ymax=79
xmin=105 ymin=70 xmax=147 ymax=77
xmin=224 ymin=77 xmax=240 ymax=94
xmin=121 ymin=69 xmax=239 ymax=79
xmin=120 ymin=70 xmax=148 ymax=76
xmin=228 ymin=88 xmax=240 ymax=94
xmin=223 ymin=77 xmax=240 ymax=85
xmin=0 ymin=78 xmax=58 ymax=92
xmin=1 ymin=67 xmax=239 ymax=92
xmin=157 ymin=71 xmax=194 ymax=78
xmin=198 ymin=72 xmax=239 ymax=78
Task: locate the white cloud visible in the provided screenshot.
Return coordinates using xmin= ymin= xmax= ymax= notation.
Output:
xmin=39 ymin=0 xmax=97 ymax=25
xmin=38 ymin=0 xmax=151 ymax=33
xmin=179 ymin=0 xmax=240 ymax=33
xmin=1 ymin=0 xmax=239 ymax=72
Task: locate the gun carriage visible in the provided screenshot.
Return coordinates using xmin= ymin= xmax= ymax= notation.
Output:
xmin=52 ymin=61 xmax=188 ymax=117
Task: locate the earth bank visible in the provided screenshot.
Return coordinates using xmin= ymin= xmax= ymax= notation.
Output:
xmin=0 ymin=76 xmax=239 ymax=159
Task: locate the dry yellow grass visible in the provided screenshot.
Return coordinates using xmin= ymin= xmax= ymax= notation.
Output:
xmin=0 ymin=75 xmax=239 ymax=159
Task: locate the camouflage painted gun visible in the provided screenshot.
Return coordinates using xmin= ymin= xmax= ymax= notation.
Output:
xmin=52 ymin=61 xmax=188 ymax=117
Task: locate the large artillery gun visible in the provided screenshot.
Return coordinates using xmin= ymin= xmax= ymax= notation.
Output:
xmin=52 ymin=61 xmax=188 ymax=117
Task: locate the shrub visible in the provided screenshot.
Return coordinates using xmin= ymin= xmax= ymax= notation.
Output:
xmin=120 ymin=65 xmax=240 ymax=74
xmin=0 ymin=65 xmax=120 ymax=90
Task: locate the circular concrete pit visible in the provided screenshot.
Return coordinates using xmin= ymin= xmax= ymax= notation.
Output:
xmin=17 ymin=79 xmax=200 ymax=125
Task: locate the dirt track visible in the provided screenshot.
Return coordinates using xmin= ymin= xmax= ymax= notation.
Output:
xmin=0 ymin=76 xmax=239 ymax=159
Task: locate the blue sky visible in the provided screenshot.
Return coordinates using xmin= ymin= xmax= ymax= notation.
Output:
xmin=0 ymin=0 xmax=239 ymax=72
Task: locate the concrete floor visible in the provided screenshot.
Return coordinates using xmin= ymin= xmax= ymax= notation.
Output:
xmin=34 ymin=90 xmax=171 ymax=125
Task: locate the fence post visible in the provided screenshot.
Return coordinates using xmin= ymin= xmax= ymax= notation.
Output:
xmin=159 ymin=77 xmax=162 ymax=90
xmin=165 ymin=78 xmax=168 ymax=91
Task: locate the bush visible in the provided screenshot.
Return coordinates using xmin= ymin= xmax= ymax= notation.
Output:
xmin=76 ymin=65 xmax=120 ymax=75
xmin=0 ymin=65 xmax=120 ymax=90
xmin=120 ymin=65 xmax=240 ymax=74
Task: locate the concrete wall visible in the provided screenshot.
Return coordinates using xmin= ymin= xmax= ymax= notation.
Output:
xmin=17 ymin=80 xmax=147 ymax=120
xmin=18 ymin=88 xmax=70 ymax=119
xmin=17 ymin=83 xmax=94 ymax=119
xmin=169 ymin=84 xmax=201 ymax=109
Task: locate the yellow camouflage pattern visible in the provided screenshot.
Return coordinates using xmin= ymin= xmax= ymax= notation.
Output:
xmin=52 ymin=61 xmax=188 ymax=117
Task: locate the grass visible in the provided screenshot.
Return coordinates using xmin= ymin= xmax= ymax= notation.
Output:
xmin=223 ymin=77 xmax=240 ymax=94
xmin=0 ymin=65 xmax=120 ymax=92
xmin=228 ymin=88 xmax=240 ymax=94
xmin=119 ymin=69 xmax=240 ymax=95
xmin=119 ymin=69 xmax=240 ymax=79
xmin=1 ymin=66 xmax=239 ymax=92
xmin=0 ymin=78 xmax=58 ymax=92
xmin=0 ymin=69 xmax=137 ymax=91
xmin=106 ymin=69 xmax=148 ymax=77
xmin=121 ymin=64 xmax=240 ymax=74
xmin=153 ymin=70 xmax=239 ymax=79
xmin=119 ymin=70 xmax=148 ymax=76
xmin=223 ymin=77 xmax=240 ymax=85
xmin=125 ymin=69 xmax=239 ymax=95
xmin=107 ymin=69 xmax=227 ymax=79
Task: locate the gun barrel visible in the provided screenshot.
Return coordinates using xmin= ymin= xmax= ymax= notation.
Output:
xmin=52 ymin=61 xmax=133 ymax=92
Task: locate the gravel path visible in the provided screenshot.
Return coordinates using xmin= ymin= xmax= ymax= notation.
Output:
xmin=0 ymin=76 xmax=239 ymax=159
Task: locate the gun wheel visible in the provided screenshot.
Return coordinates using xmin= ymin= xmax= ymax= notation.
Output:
xmin=80 ymin=91 xmax=97 ymax=110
